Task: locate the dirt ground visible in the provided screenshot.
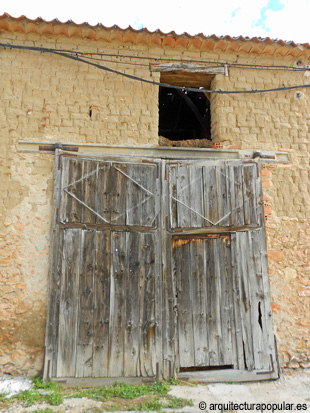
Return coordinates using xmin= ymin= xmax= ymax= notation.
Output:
xmin=169 ymin=370 xmax=310 ymax=412
xmin=0 ymin=370 xmax=309 ymax=412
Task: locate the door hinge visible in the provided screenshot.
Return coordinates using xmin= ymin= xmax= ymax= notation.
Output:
xmin=39 ymin=143 xmax=79 ymax=152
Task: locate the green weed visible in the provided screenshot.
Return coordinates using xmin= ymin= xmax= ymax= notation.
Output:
xmin=166 ymin=396 xmax=193 ymax=409
xmin=106 ymin=405 xmax=123 ymax=412
xmin=71 ymin=381 xmax=171 ymax=402
xmin=45 ymin=391 xmax=64 ymax=405
xmin=168 ymin=377 xmax=182 ymax=385
xmin=32 ymin=376 xmax=63 ymax=391
xmin=15 ymin=389 xmax=42 ymax=407
xmin=5 ymin=378 xmax=191 ymax=411
xmin=13 ymin=377 xmax=64 ymax=407
xmin=131 ymin=396 xmax=163 ymax=411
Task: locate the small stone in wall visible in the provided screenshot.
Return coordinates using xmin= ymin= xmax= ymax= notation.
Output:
xmin=283 ymin=267 xmax=297 ymax=281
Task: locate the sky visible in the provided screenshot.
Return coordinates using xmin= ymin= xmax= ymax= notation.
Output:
xmin=1 ymin=0 xmax=309 ymax=44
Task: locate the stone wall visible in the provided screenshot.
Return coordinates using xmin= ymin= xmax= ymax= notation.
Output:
xmin=0 ymin=28 xmax=309 ymax=375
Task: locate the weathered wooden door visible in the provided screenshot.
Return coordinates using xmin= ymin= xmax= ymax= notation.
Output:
xmin=44 ymin=154 xmax=162 ymax=381
xmin=44 ymin=152 xmax=278 ymax=383
xmin=166 ymin=160 xmax=278 ymax=380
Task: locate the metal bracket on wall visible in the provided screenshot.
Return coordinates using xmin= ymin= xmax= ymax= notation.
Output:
xmin=17 ymin=141 xmax=290 ymax=163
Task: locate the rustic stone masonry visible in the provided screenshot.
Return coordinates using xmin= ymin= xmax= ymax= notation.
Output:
xmin=0 ymin=19 xmax=309 ymax=375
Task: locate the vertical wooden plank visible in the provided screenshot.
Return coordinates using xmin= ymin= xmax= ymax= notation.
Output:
xmin=176 ymin=165 xmax=191 ymax=228
xmin=213 ymin=238 xmax=224 ymax=365
xmin=230 ymin=232 xmax=245 ymax=370
xmin=154 ymin=228 xmax=163 ymax=378
xmin=66 ymin=159 xmax=83 ymax=223
xmin=57 ymin=229 xmax=80 ymax=377
xmin=93 ymin=230 xmax=110 ymax=377
xmin=108 ymin=231 xmax=126 ymax=377
xmin=255 ymin=161 xmax=264 ymax=228
xmin=139 ymin=233 xmax=156 ymax=377
xmin=227 ymin=163 xmax=236 ymax=226
xmin=82 ymin=161 xmax=97 ymax=224
xmin=189 ymin=167 xmax=204 ymax=228
xmin=76 ymin=230 xmax=95 ymax=377
xmin=124 ymin=231 xmax=140 ymax=376
xmin=110 ymin=163 xmax=127 ymax=226
xmin=243 ymin=164 xmax=257 ymax=225
xmin=225 ymin=162 xmax=233 ymax=227
xmin=156 ymin=159 xmax=166 ymax=379
xmin=45 ymin=227 xmax=64 ymax=378
xmin=246 ymin=231 xmax=265 ymax=370
xmin=225 ymin=234 xmax=239 ymax=369
xmin=217 ymin=163 xmax=229 ymax=227
xmin=59 ymin=157 xmax=69 ymax=223
xmin=169 ymin=165 xmax=178 ymax=229
xmin=203 ymin=165 xmax=218 ymax=227
xmin=96 ymin=161 xmax=111 ymax=225
xmin=205 ymin=237 xmax=218 ymax=365
xmin=233 ymin=165 xmax=245 ymax=226
xmin=257 ymin=228 xmax=277 ymax=371
xmin=153 ymin=163 xmax=161 ymax=229
xmin=174 ymin=238 xmax=195 ymax=367
xmin=218 ymin=236 xmax=234 ymax=366
xmin=141 ymin=165 xmax=157 ymax=227
xmin=236 ymin=232 xmax=255 ymax=371
xmin=163 ymin=233 xmax=176 ymax=376
xmin=190 ymin=238 xmax=208 ymax=366
xmin=44 ymin=151 xmax=64 ymax=381
xmin=126 ymin=164 xmax=142 ymax=226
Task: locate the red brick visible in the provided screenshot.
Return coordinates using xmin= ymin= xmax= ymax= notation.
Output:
xmin=226 ymin=145 xmax=242 ymax=149
xmin=262 ymin=180 xmax=272 ymax=188
xmin=212 ymin=142 xmax=223 ymax=149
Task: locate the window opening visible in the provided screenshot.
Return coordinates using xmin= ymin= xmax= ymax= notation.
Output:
xmin=159 ymin=86 xmax=211 ymax=141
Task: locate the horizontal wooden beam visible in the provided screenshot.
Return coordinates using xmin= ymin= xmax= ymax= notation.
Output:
xmin=52 ymin=376 xmax=156 ymax=388
xmin=17 ymin=141 xmax=289 ymax=163
xmin=169 ymin=224 xmax=261 ymax=236
xmin=178 ymin=368 xmax=279 ymax=383
xmin=150 ymin=63 xmax=226 ymax=75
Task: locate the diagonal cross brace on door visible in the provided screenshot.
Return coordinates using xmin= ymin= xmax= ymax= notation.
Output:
xmin=62 ymin=163 xmax=155 ymax=224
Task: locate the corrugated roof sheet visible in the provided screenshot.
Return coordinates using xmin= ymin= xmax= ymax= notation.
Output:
xmin=0 ymin=12 xmax=309 ymax=58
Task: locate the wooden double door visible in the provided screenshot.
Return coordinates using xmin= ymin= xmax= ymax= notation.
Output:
xmin=44 ymin=151 xmax=278 ymax=383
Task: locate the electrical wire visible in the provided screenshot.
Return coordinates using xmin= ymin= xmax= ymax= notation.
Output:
xmin=75 ymin=54 xmax=150 ymax=67
xmin=1 ymin=42 xmax=310 ymax=94
xmin=53 ymin=48 xmax=310 ymax=72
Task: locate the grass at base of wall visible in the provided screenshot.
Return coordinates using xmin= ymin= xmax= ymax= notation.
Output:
xmin=0 ymin=376 xmax=193 ymax=412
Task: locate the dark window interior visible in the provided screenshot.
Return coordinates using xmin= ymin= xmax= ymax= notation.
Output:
xmin=158 ymin=86 xmax=211 ymax=141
